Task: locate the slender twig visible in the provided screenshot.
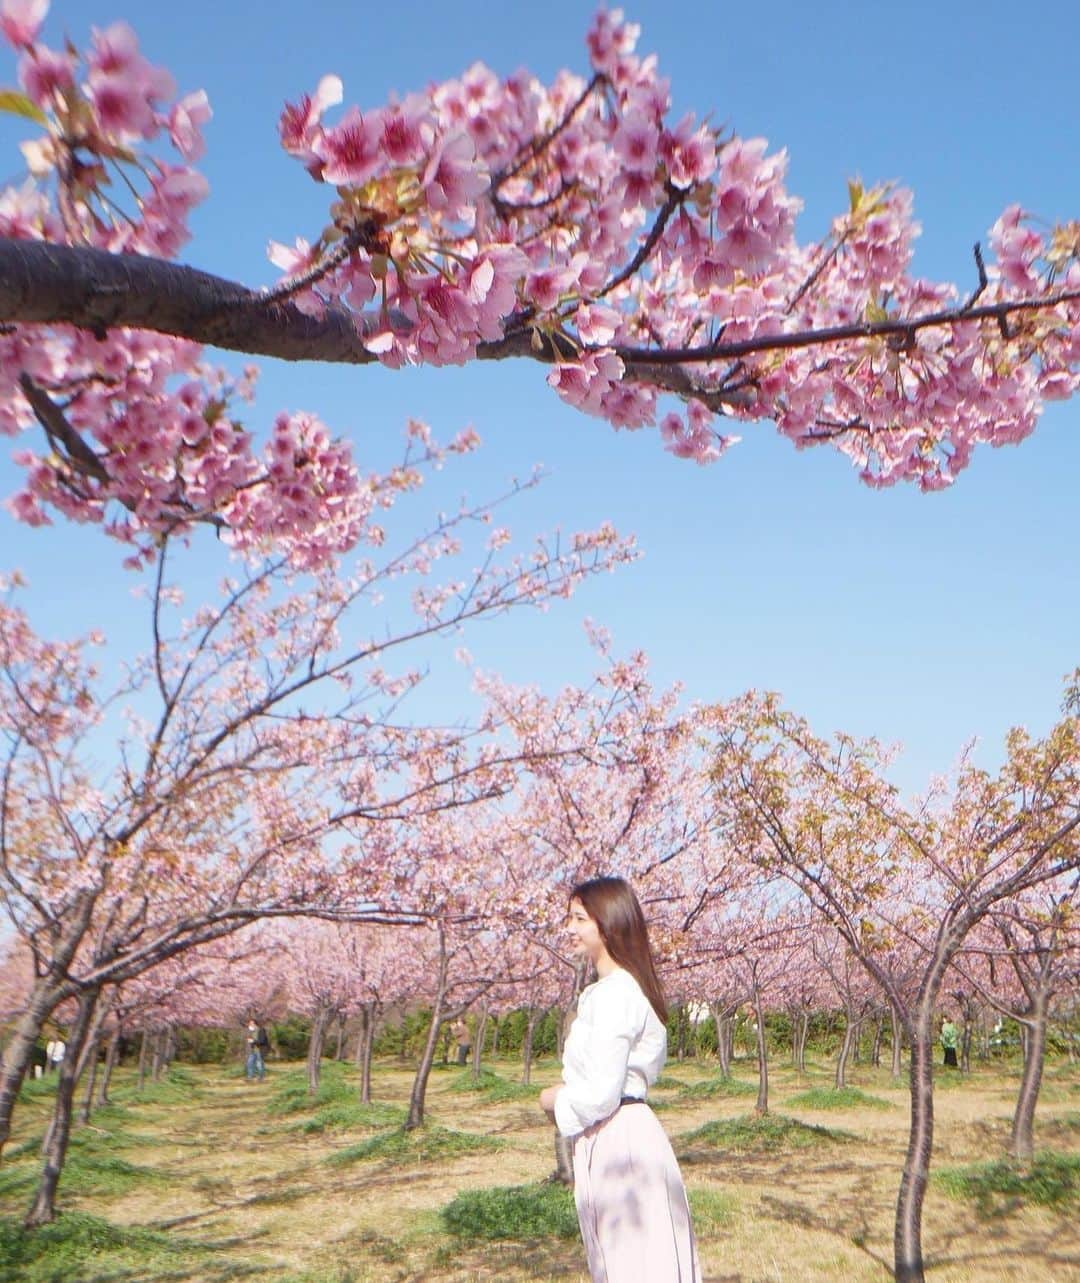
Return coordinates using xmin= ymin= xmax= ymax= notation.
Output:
xmin=493 ymin=73 xmax=606 ymax=191
xmin=609 ymin=287 xmax=1080 ymax=367
xmin=256 ymin=218 xmax=382 ymax=308
xmin=597 ymin=185 xmax=683 ymax=300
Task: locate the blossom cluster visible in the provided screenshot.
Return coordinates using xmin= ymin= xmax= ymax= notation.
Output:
xmin=268 ymin=8 xmax=1079 ymax=486
xmin=1 ymin=0 xmax=1079 ymax=564
xmin=0 ymin=1 xmax=394 ymax=564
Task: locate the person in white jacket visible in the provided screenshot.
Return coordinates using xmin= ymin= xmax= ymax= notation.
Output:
xmin=539 ymin=876 xmax=701 ymax=1283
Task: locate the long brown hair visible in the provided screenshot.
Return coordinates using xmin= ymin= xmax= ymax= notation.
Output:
xmin=571 ymin=876 xmax=668 ymax=1024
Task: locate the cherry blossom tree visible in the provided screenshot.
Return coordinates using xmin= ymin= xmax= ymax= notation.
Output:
xmin=0 ymin=451 xmax=628 ymax=1223
xmin=705 ymin=688 xmax=1080 ymax=1283
xmin=0 ymin=3 xmax=1078 ymax=567
xmin=953 ymin=878 xmax=1080 ymax=1161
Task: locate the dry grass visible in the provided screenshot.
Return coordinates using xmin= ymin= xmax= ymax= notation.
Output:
xmin=1 ymin=1054 xmax=1078 ymax=1281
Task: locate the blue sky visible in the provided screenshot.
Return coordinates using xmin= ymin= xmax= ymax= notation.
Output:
xmin=2 ymin=0 xmax=1078 ymax=799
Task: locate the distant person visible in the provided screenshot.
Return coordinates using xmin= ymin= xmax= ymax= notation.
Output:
xmin=452 ymin=1018 xmax=472 ymax=1067
xmin=245 ymin=1019 xmax=266 ymax=1080
xmin=45 ymin=1037 xmax=66 ymax=1075
xmin=940 ymin=1015 xmax=959 ymax=1068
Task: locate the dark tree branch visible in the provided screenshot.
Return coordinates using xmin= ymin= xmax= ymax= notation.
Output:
xmin=3 ymin=238 xmax=1078 ymax=416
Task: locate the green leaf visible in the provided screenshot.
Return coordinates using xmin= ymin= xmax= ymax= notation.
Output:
xmin=847 ymin=178 xmax=863 ymax=215
xmin=0 ymin=89 xmax=48 ymax=126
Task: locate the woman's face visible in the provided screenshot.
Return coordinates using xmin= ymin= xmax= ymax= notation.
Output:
xmin=566 ymin=897 xmax=605 ymax=963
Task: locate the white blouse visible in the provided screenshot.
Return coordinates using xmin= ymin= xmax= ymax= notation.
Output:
xmin=554 ymin=966 xmax=667 ymax=1138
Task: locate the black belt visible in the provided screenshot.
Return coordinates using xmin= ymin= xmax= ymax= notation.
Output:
xmin=619 ymin=1095 xmax=645 ymax=1107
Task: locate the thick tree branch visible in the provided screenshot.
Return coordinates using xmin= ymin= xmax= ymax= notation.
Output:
xmin=3 ymin=238 xmax=1077 ymax=413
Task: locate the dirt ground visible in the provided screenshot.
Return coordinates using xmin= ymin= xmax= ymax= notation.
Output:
xmin=3 ymin=1052 xmax=1079 ymax=1282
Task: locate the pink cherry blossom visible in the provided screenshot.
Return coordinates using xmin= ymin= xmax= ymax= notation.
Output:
xmin=0 ymin=0 xmax=46 ymax=47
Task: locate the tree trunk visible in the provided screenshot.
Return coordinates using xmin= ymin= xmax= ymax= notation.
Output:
xmin=0 ymin=980 xmax=66 ymax=1158
xmin=151 ymin=1028 xmax=166 ymax=1081
xmin=752 ymin=987 xmax=769 ymax=1115
xmin=872 ymin=1016 xmax=884 ymax=1068
xmin=405 ymin=927 xmax=450 ymax=1130
xmin=95 ymin=1028 xmax=120 ymax=1107
xmin=334 ymin=1012 xmax=346 ymax=1061
xmin=521 ymin=1008 xmax=541 ymax=1086
xmin=307 ymin=1004 xmax=331 ymax=1095
xmin=835 ymin=1012 xmax=855 ymax=1090
xmin=890 ymin=1006 xmax=904 ymax=1080
xmin=76 ymin=1025 xmax=105 ymax=1127
xmin=796 ymin=1010 xmax=809 ymax=1073
xmin=361 ymin=1006 xmax=377 ymax=1104
xmin=137 ymin=1028 xmax=149 ymax=1091
xmin=675 ymin=1004 xmax=688 ymax=1061
xmin=0 ymin=894 xmax=92 ymax=1155
xmin=960 ymin=1018 xmax=973 ymax=1074
xmin=471 ymin=1005 xmax=489 ymax=1081
xmin=25 ymin=988 xmax=99 ymax=1227
xmin=852 ymin=1017 xmax=862 ymax=1064
xmin=406 ymin=1005 xmax=445 ymax=1130
xmin=1009 ymin=1001 xmax=1048 ymax=1164
xmin=716 ymin=1011 xmax=732 ymax=1078
xmin=492 ymin=1014 xmax=502 ymax=1058
xmin=553 ymin=1129 xmax=574 ymax=1184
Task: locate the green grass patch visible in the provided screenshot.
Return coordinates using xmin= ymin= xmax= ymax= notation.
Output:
xmin=14 ymin=1078 xmax=56 ymax=1105
xmin=3 ymin=1134 xmax=44 ymax=1161
xmin=443 ymin=1067 xmax=538 ymax=1103
xmin=0 ymin=1160 xmax=35 ymax=1201
xmin=679 ymin=1113 xmax=854 ymax=1154
xmin=785 ymin=1086 xmax=892 ymax=1111
xmin=267 ymin=1063 xmax=356 ymax=1117
xmin=678 ymin=1075 xmax=757 ymax=1100
xmin=292 ymin=1100 xmax=405 ymax=1134
xmin=652 ymin=1075 xmax=687 ymax=1091
xmin=936 ymin=1151 xmax=1080 ymax=1217
xmin=1045 ymin=1111 xmax=1080 ymax=1133
xmin=325 ymin=1125 xmax=503 ymax=1167
xmin=111 ymin=1065 xmax=203 ymax=1107
xmin=439 ymin=1179 xmax=737 ymax=1244
xmin=441 ymin=1182 xmax=579 ymax=1241
xmin=688 ymin=1186 xmax=738 ymax=1234
xmin=0 ymin=1210 xmax=251 ymax=1282
xmin=0 ymin=1138 xmax=170 ymax=1202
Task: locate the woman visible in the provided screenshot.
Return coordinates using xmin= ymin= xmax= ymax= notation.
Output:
xmin=539 ymin=876 xmax=701 ymax=1283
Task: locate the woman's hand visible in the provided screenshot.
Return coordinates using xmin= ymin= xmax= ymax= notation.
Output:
xmin=538 ymin=1085 xmax=559 ymax=1121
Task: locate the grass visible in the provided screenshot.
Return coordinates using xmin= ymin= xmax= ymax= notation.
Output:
xmin=936 ymin=1150 xmax=1080 ymax=1217
xmin=439 ymin=1180 xmax=737 ymax=1244
xmin=14 ymin=1078 xmax=56 ymax=1105
xmin=679 ymin=1112 xmax=855 ymax=1154
xmin=291 ymin=1100 xmax=406 ymax=1133
xmin=678 ymin=1075 xmax=757 ymax=1100
xmin=785 ymin=1086 xmax=892 ymax=1110
xmin=265 ymin=1062 xmax=370 ymax=1118
xmin=0 ymin=1210 xmax=258 ymax=1282
xmin=325 ymin=1124 xmax=504 ymax=1167
xmin=688 ymin=1187 xmax=738 ymax=1233
xmin=110 ymin=1064 xmax=204 ymax=1107
xmin=0 ymin=1149 xmax=168 ymax=1203
xmin=3 ymin=1056 xmax=1078 ymax=1282
xmin=444 ymin=1067 xmax=538 ymax=1103
xmin=441 ymin=1183 xmax=580 ymax=1241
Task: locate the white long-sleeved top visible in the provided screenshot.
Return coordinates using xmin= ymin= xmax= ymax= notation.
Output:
xmin=554 ymin=966 xmax=667 ymax=1138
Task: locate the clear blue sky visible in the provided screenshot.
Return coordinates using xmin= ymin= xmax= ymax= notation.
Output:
xmin=2 ymin=1 xmax=1078 ymax=799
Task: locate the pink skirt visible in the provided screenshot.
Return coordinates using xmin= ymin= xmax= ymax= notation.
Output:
xmin=573 ymin=1101 xmax=702 ymax=1283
